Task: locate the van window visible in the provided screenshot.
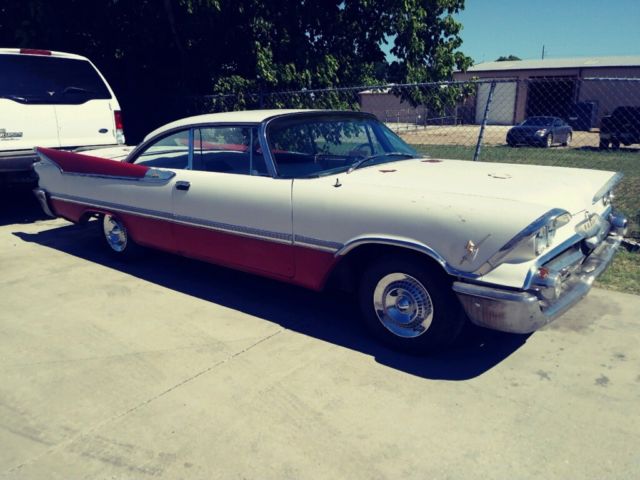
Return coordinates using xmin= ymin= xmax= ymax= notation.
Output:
xmin=0 ymin=54 xmax=112 ymax=105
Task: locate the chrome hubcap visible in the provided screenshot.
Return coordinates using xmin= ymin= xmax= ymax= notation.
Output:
xmin=103 ymin=215 xmax=127 ymax=252
xmin=372 ymin=273 xmax=434 ymax=338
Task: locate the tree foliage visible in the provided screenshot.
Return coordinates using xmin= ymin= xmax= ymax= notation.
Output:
xmin=496 ymin=55 xmax=522 ymax=62
xmin=0 ymin=0 xmax=472 ymax=139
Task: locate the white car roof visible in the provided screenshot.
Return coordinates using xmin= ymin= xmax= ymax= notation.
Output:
xmin=0 ymin=48 xmax=89 ymax=61
xmin=143 ymin=109 xmax=324 ymax=142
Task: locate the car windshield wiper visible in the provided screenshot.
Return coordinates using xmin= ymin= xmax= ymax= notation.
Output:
xmin=347 ymin=152 xmax=415 ymax=173
xmin=1 ymin=94 xmax=30 ymax=103
xmin=61 ymin=86 xmax=96 ymax=95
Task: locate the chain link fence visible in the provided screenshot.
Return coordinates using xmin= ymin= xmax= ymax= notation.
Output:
xmin=177 ymin=77 xmax=640 ymax=156
xmin=167 ymin=77 xmax=639 ymax=237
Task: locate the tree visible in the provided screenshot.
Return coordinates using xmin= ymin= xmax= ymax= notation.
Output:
xmin=0 ymin=0 xmax=473 ymax=139
xmin=496 ymin=55 xmax=522 ymax=62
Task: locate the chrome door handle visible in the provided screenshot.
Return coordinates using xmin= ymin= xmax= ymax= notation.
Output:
xmin=175 ymin=181 xmax=190 ymax=191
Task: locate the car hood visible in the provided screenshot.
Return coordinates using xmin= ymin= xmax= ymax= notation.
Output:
xmin=343 ymin=158 xmax=617 ymax=214
xmin=509 ymin=125 xmax=549 ymax=132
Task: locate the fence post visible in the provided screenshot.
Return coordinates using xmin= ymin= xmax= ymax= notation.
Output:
xmin=473 ymin=81 xmax=497 ymax=162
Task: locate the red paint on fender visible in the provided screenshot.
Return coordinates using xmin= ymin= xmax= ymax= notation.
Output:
xmin=292 ymin=247 xmax=340 ymax=291
xmin=36 ymin=147 xmax=149 ymax=178
xmin=48 ymin=198 xmax=340 ymax=292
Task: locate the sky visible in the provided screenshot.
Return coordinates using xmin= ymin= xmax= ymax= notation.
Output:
xmin=455 ymin=0 xmax=640 ymax=64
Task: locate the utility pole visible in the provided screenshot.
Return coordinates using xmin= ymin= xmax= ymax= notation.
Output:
xmin=542 ymin=45 xmax=545 ymax=59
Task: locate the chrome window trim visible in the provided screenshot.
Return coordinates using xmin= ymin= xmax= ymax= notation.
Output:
xmin=187 ymin=128 xmax=194 ymax=170
xmin=261 ymin=110 xmax=379 ymax=179
xmin=129 ymin=122 xmax=278 ymax=178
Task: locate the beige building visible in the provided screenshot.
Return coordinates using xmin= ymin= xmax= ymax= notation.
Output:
xmin=453 ymin=56 xmax=640 ymax=128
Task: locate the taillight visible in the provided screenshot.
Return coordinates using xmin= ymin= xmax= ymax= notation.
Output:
xmin=20 ymin=48 xmax=52 ymax=56
xmin=114 ymin=111 xmax=125 ymax=144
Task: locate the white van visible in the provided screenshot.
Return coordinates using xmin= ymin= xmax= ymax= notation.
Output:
xmin=0 ymin=48 xmax=125 ymax=183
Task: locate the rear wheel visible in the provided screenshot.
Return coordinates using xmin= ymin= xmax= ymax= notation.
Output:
xmin=101 ymin=214 xmax=140 ymax=258
xmin=358 ymin=257 xmax=466 ymax=354
xmin=599 ymin=139 xmax=609 ymax=150
xmin=562 ymin=133 xmax=572 ymax=147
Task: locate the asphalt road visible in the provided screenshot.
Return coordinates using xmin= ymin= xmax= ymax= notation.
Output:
xmin=1 ymin=187 xmax=639 ymax=479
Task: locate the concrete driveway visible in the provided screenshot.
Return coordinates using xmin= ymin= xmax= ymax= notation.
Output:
xmin=1 ymin=189 xmax=639 ymax=479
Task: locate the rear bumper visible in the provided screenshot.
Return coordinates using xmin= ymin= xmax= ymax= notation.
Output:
xmin=452 ymin=213 xmax=627 ymax=334
xmin=33 ymin=188 xmax=56 ymax=218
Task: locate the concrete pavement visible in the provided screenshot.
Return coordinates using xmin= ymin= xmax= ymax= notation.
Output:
xmin=1 ymin=191 xmax=639 ymax=479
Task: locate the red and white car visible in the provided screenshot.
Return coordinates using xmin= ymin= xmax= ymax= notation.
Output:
xmin=33 ymin=110 xmax=627 ymax=354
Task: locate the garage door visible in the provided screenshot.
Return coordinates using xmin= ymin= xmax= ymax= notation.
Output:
xmin=475 ymin=81 xmax=517 ymax=125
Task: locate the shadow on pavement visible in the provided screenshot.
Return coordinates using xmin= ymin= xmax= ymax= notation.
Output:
xmin=13 ymin=223 xmax=530 ymax=381
xmin=0 ymin=185 xmax=48 ymax=227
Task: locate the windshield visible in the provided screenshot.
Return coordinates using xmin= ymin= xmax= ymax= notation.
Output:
xmin=266 ymin=113 xmax=417 ymax=178
xmin=521 ymin=117 xmax=554 ymax=127
xmin=0 ymin=54 xmax=111 ymax=104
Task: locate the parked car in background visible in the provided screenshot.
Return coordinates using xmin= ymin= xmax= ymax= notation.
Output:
xmin=599 ymin=106 xmax=640 ymax=150
xmin=34 ymin=110 xmax=626 ymax=354
xmin=0 ymin=48 xmax=124 ymax=185
xmin=506 ymin=116 xmax=572 ymax=148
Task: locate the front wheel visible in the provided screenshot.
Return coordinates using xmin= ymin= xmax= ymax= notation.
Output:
xmin=358 ymin=257 xmax=466 ymax=354
xmin=545 ymin=134 xmax=553 ymax=148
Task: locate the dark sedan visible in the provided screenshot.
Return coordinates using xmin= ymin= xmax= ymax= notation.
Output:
xmin=506 ymin=116 xmax=572 ymax=148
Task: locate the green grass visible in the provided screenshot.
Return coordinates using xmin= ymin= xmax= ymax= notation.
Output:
xmin=409 ymin=144 xmax=640 ymax=294
xmin=595 ymin=249 xmax=640 ymax=295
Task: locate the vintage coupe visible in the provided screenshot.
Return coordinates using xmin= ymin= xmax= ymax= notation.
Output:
xmin=34 ymin=110 xmax=627 ymax=354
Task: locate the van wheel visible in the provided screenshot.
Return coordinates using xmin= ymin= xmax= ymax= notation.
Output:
xmin=101 ymin=214 xmax=140 ymax=258
xmin=358 ymin=257 xmax=466 ymax=355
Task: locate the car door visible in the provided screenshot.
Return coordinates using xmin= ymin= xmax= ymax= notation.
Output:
xmin=124 ymin=128 xmax=192 ymax=252
xmin=170 ymin=125 xmax=295 ymax=278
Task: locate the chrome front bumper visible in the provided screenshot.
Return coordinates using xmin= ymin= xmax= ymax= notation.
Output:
xmin=452 ymin=214 xmax=627 ymax=334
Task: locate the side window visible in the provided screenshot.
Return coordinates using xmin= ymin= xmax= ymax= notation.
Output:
xmin=133 ymin=130 xmax=190 ymax=169
xmin=194 ymin=126 xmax=268 ymax=176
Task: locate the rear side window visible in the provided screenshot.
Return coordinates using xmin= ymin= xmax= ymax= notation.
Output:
xmin=0 ymin=54 xmax=112 ymax=105
xmin=133 ymin=130 xmax=190 ymax=169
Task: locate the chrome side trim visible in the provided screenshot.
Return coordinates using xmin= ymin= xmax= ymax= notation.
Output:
xmin=48 ymin=192 xmax=293 ymax=245
xmin=476 ymin=208 xmax=570 ymax=276
xmin=335 ymin=237 xmax=480 ymax=280
xmin=294 ymin=235 xmax=342 ymax=252
xmin=592 ymin=172 xmax=623 ymax=204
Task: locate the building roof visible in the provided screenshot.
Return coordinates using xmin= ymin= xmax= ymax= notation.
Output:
xmin=468 ymin=56 xmax=640 ymax=72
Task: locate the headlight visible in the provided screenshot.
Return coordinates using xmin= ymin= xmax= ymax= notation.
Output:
xmin=534 ymin=226 xmax=554 ymax=255
xmin=533 ymin=213 xmax=571 ymax=255
xmin=480 ymin=209 xmax=572 ymax=271
xmin=535 ymin=129 xmax=548 ymax=137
